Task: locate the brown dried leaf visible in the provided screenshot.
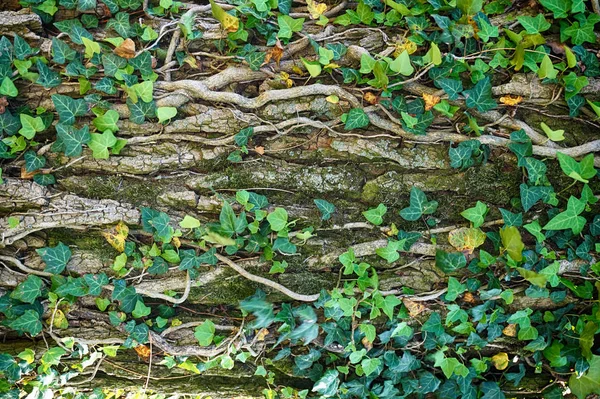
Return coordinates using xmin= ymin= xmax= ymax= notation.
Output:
xmin=255 ymin=146 xmax=265 ymax=155
xmin=402 ymin=298 xmax=427 ymax=317
xmin=423 ymin=93 xmax=441 ymax=111
xmin=364 ymin=92 xmax=378 ymax=105
xmin=114 ymin=38 xmax=136 ymax=59
xmin=134 ymin=345 xmax=151 ymax=361
xmin=0 ymin=97 xmax=8 ymax=114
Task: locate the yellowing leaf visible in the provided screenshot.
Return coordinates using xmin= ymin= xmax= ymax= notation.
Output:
xmin=209 ymin=0 xmax=239 ymax=32
xmin=81 ymin=37 xmax=101 ymax=59
xmin=500 ymin=226 xmax=524 ymax=262
xmin=395 ymin=39 xmax=417 ymax=55
xmin=402 ymin=298 xmax=427 ymax=317
xmin=448 ymin=227 xmax=486 ymax=254
xmin=423 ymin=93 xmax=441 ymax=111
xmin=500 ymin=95 xmax=523 ymax=106
xmin=51 ymin=309 xmax=69 ymax=329
xmin=307 ymin=0 xmax=327 ymax=19
xmin=326 ymin=94 xmax=339 ymax=104
xmin=503 ymin=323 xmax=517 ymax=337
xmin=540 ymin=122 xmax=565 ymax=142
xmin=491 ymin=352 xmax=509 ymax=370
xmin=102 ymin=221 xmax=129 ymax=252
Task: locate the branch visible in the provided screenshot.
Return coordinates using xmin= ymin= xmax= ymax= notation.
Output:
xmin=215 ymin=253 xmax=321 ymax=302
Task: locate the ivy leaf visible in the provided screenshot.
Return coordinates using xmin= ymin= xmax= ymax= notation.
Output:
xmin=389 ymin=50 xmax=414 ymax=76
xmin=127 ymin=99 xmax=156 ymax=124
xmin=24 ymin=150 xmax=46 ymax=172
xmin=539 ymin=0 xmax=570 ymax=18
xmin=93 ymin=110 xmax=120 ymax=132
xmin=312 ymin=369 xmax=339 ymax=397
xmin=52 ymin=94 xmax=88 ymax=125
xmin=267 ymin=208 xmax=288 ymax=232
xmin=0 ymin=77 xmax=18 ymax=97
xmin=399 ymin=187 xmax=438 ymax=221
xmin=277 ymin=15 xmax=304 ymax=39
xmin=480 ymin=381 xmax=506 ymax=399
xmin=157 ymin=107 xmax=177 ymax=123
xmin=543 ymin=196 xmax=587 ymax=234
xmin=0 ymin=110 xmax=21 ymax=135
xmin=33 ymin=174 xmax=55 ymax=186
xmin=436 ymin=78 xmax=463 ymax=100
xmin=363 ymin=203 xmax=387 ymax=226
xmin=445 ymin=276 xmax=466 ymax=301
xmin=538 ymin=54 xmax=557 ymax=80
xmin=132 ymin=300 xmax=151 ymax=318
xmin=36 ymin=242 xmax=72 ymax=274
xmin=540 ymin=122 xmax=564 ymax=141
xmin=78 ymin=0 xmax=96 ymax=11
xmin=463 ymin=77 xmax=496 ymax=112
xmin=36 ymin=60 xmax=61 ymax=88
xmin=95 ymin=77 xmax=117 ymax=95
xmin=460 ymin=201 xmax=488 ymax=228
xmin=433 ymin=350 xmax=469 ymax=378
xmin=13 ymin=35 xmax=33 ymax=60
xmin=102 ymin=53 xmax=127 ymax=77
xmin=84 ymin=273 xmax=108 ymax=296
xmin=314 ymin=199 xmax=335 ymax=221
xmin=56 ymin=124 xmax=91 ymax=157
xmin=9 ymin=310 xmax=43 ymax=336
xmin=556 ymin=152 xmax=597 ymax=183
xmin=10 ymin=275 xmax=43 ymax=304
xmin=19 ymin=114 xmax=45 ymax=139
xmin=376 ymin=240 xmax=401 ymax=263
xmin=361 ymin=358 xmax=381 ymax=376
xmin=344 ymin=108 xmax=369 ymax=130
xmin=500 ymin=226 xmax=524 ymax=262
xmin=517 ymin=14 xmax=551 ymax=34
xmin=88 ymin=130 xmax=118 ymax=159
xmin=435 ymin=250 xmax=467 ymax=273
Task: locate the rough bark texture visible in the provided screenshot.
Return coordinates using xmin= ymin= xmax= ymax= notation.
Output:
xmin=0 ymin=5 xmax=599 ymax=398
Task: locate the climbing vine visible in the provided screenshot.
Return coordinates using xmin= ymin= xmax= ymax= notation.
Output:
xmin=0 ymin=0 xmax=599 ymax=398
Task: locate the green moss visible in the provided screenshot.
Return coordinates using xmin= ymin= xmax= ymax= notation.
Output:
xmin=47 ymin=229 xmax=116 ymax=264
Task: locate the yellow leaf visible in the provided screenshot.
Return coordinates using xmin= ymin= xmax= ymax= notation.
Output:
xmin=491 ymin=352 xmax=509 ymax=370
xmin=395 ymin=39 xmax=417 ymax=55
xmin=326 ymin=94 xmax=339 ymax=104
xmin=503 ymin=323 xmax=517 ymax=337
xmin=402 ymin=298 xmax=427 ymax=317
xmin=209 ymin=0 xmax=239 ymax=32
xmin=307 ymin=0 xmax=327 ymax=19
xmin=500 ymin=226 xmax=524 ymax=262
xmin=51 ymin=309 xmax=69 ymax=329
xmin=500 ymin=95 xmax=523 ymax=106
xmin=102 ymin=221 xmax=129 ymax=252
xmin=448 ymin=227 xmax=486 ymax=254
xmin=423 ymin=93 xmax=441 ymax=111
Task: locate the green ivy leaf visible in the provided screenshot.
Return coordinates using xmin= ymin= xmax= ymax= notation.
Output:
xmin=19 ymin=114 xmax=45 ymax=139
xmin=52 ymin=94 xmax=88 ymax=125
xmin=194 ymin=320 xmax=215 ymax=346
xmin=277 ymin=15 xmax=304 ymax=39
xmin=445 ymin=277 xmax=466 ymax=301
xmin=539 ymin=0 xmax=570 ymax=18
xmin=436 ymin=78 xmax=463 ymax=101
xmin=56 ymin=124 xmax=91 ymax=157
xmin=10 ymin=275 xmax=43 ymax=304
xmin=556 ymin=152 xmax=596 ymax=183
xmin=463 ymin=76 xmax=496 ymax=112
xmin=314 ymin=199 xmax=335 ymax=221
xmin=127 ymin=99 xmax=156 ymax=124
xmin=460 ymin=201 xmax=488 ymax=228
xmin=543 ymin=196 xmax=587 ymax=234
xmin=363 ymin=203 xmax=387 ymax=226
xmin=157 ymin=107 xmax=177 ymax=123
xmin=13 ymin=35 xmax=33 ymax=60
xmin=93 ymin=109 xmax=120 ymax=133
xmin=500 ymin=226 xmax=524 ymax=262
xmin=89 ymin=130 xmax=118 ymax=159
xmin=9 ymin=310 xmax=43 ymax=336
xmin=132 ymin=300 xmax=151 ymax=318
xmin=267 ymin=208 xmax=288 ymax=232
xmin=37 ymin=242 xmax=72 ymax=274
xmin=36 ymin=60 xmax=61 ymax=88
xmin=24 ymin=150 xmax=46 ymax=173
xmin=0 ymin=110 xmax=21 ymax=136
xmin=344 ymin=108 xmax=370 ymax=130
xmin=0 ymin=77 xmax=18 ymax=97
xmin=435 ymin=250 xmax=467 ymax=273
xmin=517 ymin=14 xmax=551 ymax=34
xmin=399 ymin=187 xmax=438 ymax=221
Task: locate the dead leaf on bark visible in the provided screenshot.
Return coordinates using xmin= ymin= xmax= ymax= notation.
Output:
xmin=364 ymin=92 xmax=378 ymax=105
xmin=423 ymin=93 xmax=440 ymax=111
xmin=101 ymin=221 xmax=129 ymax=252
xmin=402 ymin=298 xmax=427 ymax=317
xmin=503 ymin=323 xmax=517 ymax=337
xmin=307 ymin=0 xmax=327 ymax=19
xmin=264 ymin=40 xmax=284 ymax=67
xmin=0 ymin=97 xmax=8 ymax=114
xmin=114 ymin=38 xmax=136 ymax=59
xmin=500 ymin=95 xmax=523 ymax=106
xmin=255 ymin=146 xmax=265 ymax=155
